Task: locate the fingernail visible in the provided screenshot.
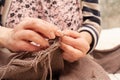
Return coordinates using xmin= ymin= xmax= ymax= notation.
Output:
xmin=49 ymin=32 xmax=55 ymax=39
xmin=31 ymin=42 xmax=40 ymax=47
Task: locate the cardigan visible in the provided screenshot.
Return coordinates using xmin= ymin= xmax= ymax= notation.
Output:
xmin=0 ymin=0 xmax=101 ymax=53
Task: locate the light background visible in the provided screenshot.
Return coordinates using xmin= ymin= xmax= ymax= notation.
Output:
xmin=100 ymin=0 xmax=120 ymax=29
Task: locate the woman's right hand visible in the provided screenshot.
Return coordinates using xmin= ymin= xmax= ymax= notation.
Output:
xmin=0 ymin=18 xmax=61 ymax=52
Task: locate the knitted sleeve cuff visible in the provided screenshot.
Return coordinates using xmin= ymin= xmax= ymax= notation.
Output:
xmin=78 ymin=25 xmax=99 ymax=53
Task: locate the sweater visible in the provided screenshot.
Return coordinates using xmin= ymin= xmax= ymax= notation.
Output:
xmin=0 ymin=0 xmax=101 ymax=53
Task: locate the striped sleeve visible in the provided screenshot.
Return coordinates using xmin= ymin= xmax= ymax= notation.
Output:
xmin=78 ymin=0 xmax=101 ymax=53
xmin=0 ymin=0 xmax=5 ymax=26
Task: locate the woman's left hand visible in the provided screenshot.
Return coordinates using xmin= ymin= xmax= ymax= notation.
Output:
xmin=59 ymin=30 xmax=92 ymax=62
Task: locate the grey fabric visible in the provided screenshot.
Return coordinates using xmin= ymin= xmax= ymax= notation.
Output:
xmin=60 ymin=55 xmax=110 ymax=80
xmin=91 ymin=45 xmax=120 ymax=74
xmin=0 ymin=47 xmax=110 ymax=80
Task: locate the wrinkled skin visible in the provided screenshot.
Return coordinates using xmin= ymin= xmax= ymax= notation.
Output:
xmin=0 ymin=18 xmax=92 ymax=62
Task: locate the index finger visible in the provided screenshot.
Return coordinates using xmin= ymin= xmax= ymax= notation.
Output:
xmin=16 ymin=18 xmax=58 ymax=39
xmin=62 ymin=30 xmax=80 ymax=38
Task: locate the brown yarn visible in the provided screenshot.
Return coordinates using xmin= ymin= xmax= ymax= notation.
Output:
xmin=0 ymin=51 xmax=30 ymax=79
xmin=0 ymin=37 xmax=111 ymax=80
xmin=0 ymin=37 xmax=61 ymax=80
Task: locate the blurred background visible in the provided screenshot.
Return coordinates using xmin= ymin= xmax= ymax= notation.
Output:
xmin=100 ymin=0 xmax=120 ymax=29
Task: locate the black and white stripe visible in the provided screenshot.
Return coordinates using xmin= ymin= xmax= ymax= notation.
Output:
xmin=82 ymin=6 xmax=100 ymax=17
xmin=80 ymin=0 xmax=101 ymax=53
xmin=78 ymin=25 xmax=99 ymax=53
xmin=83 ymin=0 xmax=98 ymax=3
xmin=0 ymin=0 xmax=5 ymax=6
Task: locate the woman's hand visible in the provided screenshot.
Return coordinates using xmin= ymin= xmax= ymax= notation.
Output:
xmin=0 ymin=18 xmax=59 ymax=52
xmin=60 ymin=30 xmax=92 ymax=62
